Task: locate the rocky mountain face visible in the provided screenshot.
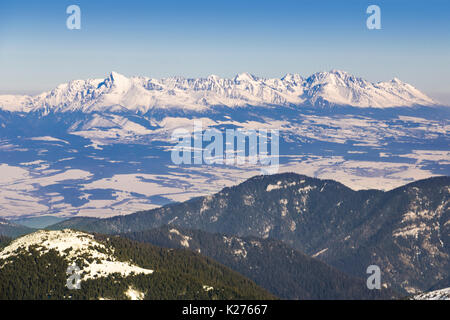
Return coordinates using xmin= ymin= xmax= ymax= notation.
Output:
xmin=49 ymin=173 xmax=449 ymax=295
xmin=122 ymin=226 xmax=397 ymax=300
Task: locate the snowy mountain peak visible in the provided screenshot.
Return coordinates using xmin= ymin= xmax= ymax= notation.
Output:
xmin=303 ymin=70 xmax=436 ymax=108
xmin=0 ymin=70 xmax=438 ymax=113
xmin=329 ymin=69 xmax=346 ymax=73
xmin=100 ymin=71 xmax=132 ymax=90
xmin=281 ymin=73 xmax=303 ymax=83
xmin=207 ymin=74 xmax=221 ymax=82
xmin=109 ymin=71 xmax=125 ymax=80
xmin=328 ymin=69 xmax=351 ymax=77
xmin=306 ymin=70 xmax=358 ymax=84
xmin=234 ymin=72 xmax=258 ymax=82
xmin=390 ymin=77 xmax=405 ymax=85
xmin=108 ymin=71 xmax=130 ymax=84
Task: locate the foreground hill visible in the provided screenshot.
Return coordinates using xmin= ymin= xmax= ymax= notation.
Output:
xmin=122 ymin=226 xmax=397 ymax=300
xmin=0 ymin=230 xmax=273 ymax=300
xmin=49 ymin=174 xmax=450 ymax=295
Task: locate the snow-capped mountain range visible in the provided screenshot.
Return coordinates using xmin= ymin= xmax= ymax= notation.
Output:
xmin=0 ymin=70 xmax=448 ymax=219
xmin=0 ymin=70 xmax=437 ymax=112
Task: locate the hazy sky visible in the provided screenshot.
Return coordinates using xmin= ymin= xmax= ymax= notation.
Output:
xmin=0 ymin=0 xmax=449 ymax=104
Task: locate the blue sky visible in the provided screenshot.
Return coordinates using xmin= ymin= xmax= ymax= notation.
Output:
xmin=0 ymin=0 xmax=449 ymax=104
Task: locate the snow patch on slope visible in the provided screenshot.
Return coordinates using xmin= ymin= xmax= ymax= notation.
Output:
xmin=169 ymin=228 xmax=192 ymax=248
xmin=412 ymin=287 xmax=450 ymax=300
xmin=125 ymin=286 xmax=145 ymax=300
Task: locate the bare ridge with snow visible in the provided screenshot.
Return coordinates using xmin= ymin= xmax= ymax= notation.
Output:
xmin=0 ymin=70 xmax=437 ymax=113
xmin=0 ymin=229 xmax=154 ymax=281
